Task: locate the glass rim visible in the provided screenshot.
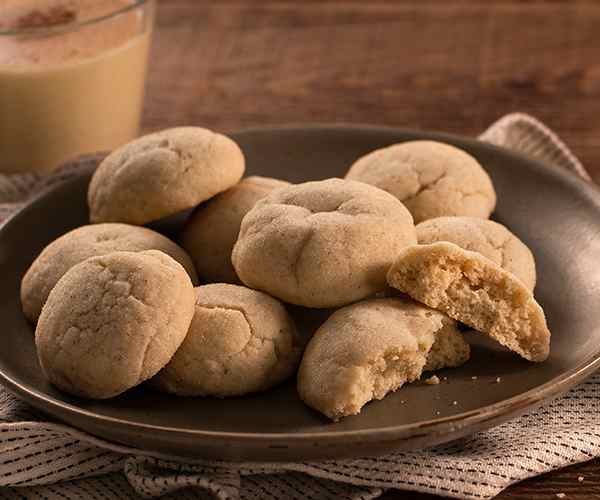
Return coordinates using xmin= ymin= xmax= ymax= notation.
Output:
xmin=0 ymin=0 xmax=151 ymax=37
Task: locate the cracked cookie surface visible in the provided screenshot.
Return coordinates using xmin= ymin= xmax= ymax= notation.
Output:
xmin=88 ymin=127 xmax=245 ymax=225
xmin=387 ymin=242 xmax=550 ymax=362
xmin=181 ymin=176 xmax=290 ymax=284
xmin=231 ymin=178 xmax=417 ymax=308
xmin=297 ymin=297 xmax=470 ymax=420
xmin=35 ymin=250 xmax=196 ymax=399
xmin=152 ymin=283 xmax=302 ymax=397
xmin=345 ymin=140 xmax=496 ymax=223
xmin=417 ymin=216 xmax=536 ymax=290
xmin=21 ymin=223 xmax=198 ymax=323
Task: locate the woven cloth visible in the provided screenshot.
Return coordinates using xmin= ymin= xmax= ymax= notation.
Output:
xmin=0 ymin=113 xmax=598 ymax=500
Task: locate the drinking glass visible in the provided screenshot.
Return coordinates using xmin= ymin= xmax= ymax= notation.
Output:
xmin=0 ymin=0 xmax=156 ymax=174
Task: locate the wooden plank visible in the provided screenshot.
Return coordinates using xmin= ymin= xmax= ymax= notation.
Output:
xmin=144 ymin=1 xmax=600 ymax=180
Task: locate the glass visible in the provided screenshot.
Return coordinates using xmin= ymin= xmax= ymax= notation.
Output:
xmin=0 ymin=0 xmax=155 ymax=174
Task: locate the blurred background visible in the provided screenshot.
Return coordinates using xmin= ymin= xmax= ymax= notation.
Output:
xmin=144 ymin=0 xmax=600 ymax=181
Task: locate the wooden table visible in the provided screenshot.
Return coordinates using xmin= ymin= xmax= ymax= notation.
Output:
xmin=144 ymin=1 xmax=600 ymax=498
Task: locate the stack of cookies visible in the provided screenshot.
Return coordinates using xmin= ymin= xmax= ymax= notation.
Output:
xmin=21 ymin=127 xmax=551 ymax=421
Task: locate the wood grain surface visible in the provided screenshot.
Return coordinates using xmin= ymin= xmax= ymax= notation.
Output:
xmin=145 ymin=1 xmax=600 ymax=498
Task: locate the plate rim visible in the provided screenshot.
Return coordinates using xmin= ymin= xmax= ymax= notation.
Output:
xmin=2 ymin=123 xmax=600 ymax=447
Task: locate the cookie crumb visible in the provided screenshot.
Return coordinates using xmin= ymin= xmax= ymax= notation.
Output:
xmin=400 ymin=400 xmax=406 ymax=404
xmin=495 ymin=377 xmax=502 ymax=383
xmin=578 ymin=476 xmax=584 ymax=482
xmin=435 ymin=410 xmax=441 ymax=415
xmin=451 ymin=400 xmax=458 ymax=406
xmin=555 ymin=493 xmax=566 ymax=499
xmin=424 ymin=375 xmax=440 ymax=385
xmin=471 ymin=376 xmax=478 ymax=380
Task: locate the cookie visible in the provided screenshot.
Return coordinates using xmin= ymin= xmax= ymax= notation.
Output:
xmin=181 ymin=176 xmax=290 ymax=283
xmin=88 ymin=127 xmax=245 ymax=225
xmin=153 ymin=283 xmax=302 ymax=397
xmin=425 ymin=319 xmax=472 ymax=372
xmin=387 ymin=242 xmax=550 ymax=362
xmin=36 ymin=251 xmax=196 ymax=399
xmin=21 ymin=223 xmax=198 ymax=323
xmin=416 ymin=216 xmax=536 ymax=290
xmin=345 ymin=140 xmax=496 ymax=223
xmin=232 ymin=178 xmax=417 ymax=308
xmin=297 ymin=297 xmax=470 ymax=420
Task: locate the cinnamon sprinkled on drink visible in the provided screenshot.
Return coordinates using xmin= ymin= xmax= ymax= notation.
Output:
xmin=15 ymin=6 xmax=77 ymax=30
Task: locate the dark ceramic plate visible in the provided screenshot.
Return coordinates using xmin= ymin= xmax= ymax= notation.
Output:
xmin=1 ymin=125 xmax=600 ymax=461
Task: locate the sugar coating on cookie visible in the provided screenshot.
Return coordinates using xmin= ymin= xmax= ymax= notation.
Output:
xmin=417 ymin=216 xmax=536 ymax=290
xmin=345 ymin=141 xmax=496 ymax=223
xmin=35 ymin=250 xmax=196 ymax=399
xmin=232 ymin=178 xmax=417 ymax=308
xmin=88 ymin=127 xmax=245 ymax=225
xmin=297 ymin=297 xmax=470 ymax=420
xmin=387 ymin=242 xmax=550 ymax=362
xmin=21 ymin=223 xmax=198 ymax=323
xmin=153 ymin=283 xmax=302 ymax=397
xmin=181 ymin=176 xmax=290 ymax=284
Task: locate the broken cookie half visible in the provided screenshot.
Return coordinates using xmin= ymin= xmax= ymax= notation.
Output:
xmin=297 ymin=297 xmax=469 ymax=421
xmin=387 ymin=242 xmax=551 ymax=363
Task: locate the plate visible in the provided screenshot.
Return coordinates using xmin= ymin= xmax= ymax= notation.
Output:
xmin=1 ymin=125 xmax=600 ymax=461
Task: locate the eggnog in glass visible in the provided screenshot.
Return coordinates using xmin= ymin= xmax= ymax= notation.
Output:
xmin=0 ymin=0 xmax=155 ymax=174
